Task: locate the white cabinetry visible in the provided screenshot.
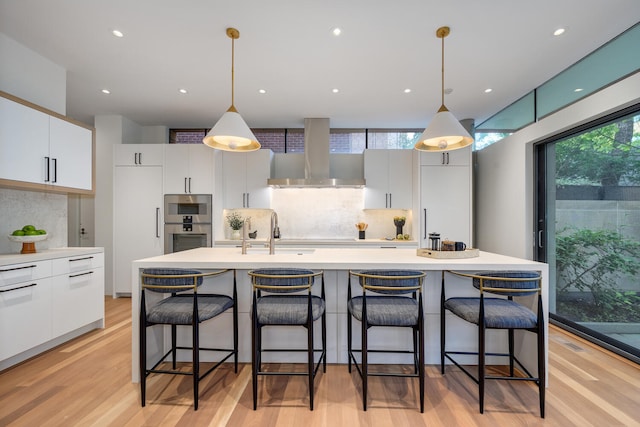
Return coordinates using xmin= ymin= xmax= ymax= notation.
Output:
xmin=0 ymin=261 xmax=52 ymax=361
xmin=114 ymin=144 xmax=164 ymax=166
xmin=419 ymin=147 xmax=472 ymax=247
xmin=364 ymin=149 xmax=413 ymax=209
xmin=164 ymin=144 xmax=214 ymax=194
xmin=0 ymin=250 xmax=104 ymax=369
xmin=222 ymin=150 xmax=272 ymax=208
xmin=114 ymin=147 xmax=163 ymax=296
xmin=0 ymin=93 xmax=94 ymax=193
xmin=51 ymin=253 xmax=104 ymax=337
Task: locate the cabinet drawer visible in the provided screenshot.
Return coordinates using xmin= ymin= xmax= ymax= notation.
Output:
xmin=0 ymin=277 xmax=52 ymax=360
xmin=51 ymin=267 xmax=104 ymax=337
xmin=0 ymin=261 xmax=52 ymax=287
xmin=52 ymin=253 xmax=104 ymax=275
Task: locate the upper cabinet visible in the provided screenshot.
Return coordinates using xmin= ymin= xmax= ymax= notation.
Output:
xmin=0 ymin=92 xmax=95 ymax=194
xmin=419 ymin=148 xmax=470 ymax=166
xmin=222 ymin=150 xmax=273 ymax=208
xmin=164 ymin=144 xmax=214 ymax=194
xmin=113 ymin=144 xmax=164 ymax=166
xmin=364 ymin=149 xmax=413 ymax=209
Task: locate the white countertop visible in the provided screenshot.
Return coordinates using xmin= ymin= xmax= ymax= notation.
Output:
xmin=215 ymin=238 xmax=418 ymax=247
xmin=0 ymin=247 xmax=104 ymax=267
xmin=133 ymin=246 xmax=545 ymax=271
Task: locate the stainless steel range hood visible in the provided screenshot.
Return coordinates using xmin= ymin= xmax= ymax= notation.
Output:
xmin=267 ymin=118 xmax=366 ymax=187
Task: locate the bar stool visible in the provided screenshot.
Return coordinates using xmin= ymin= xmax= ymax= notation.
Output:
xmin=441 ymin=270 xmax=545 ymax=417
xmin=347 ymin=269 xmax=426 ymax=412
xmin=248 ymin=268 xmax=326 ymax=410
xmin=139 ymin=268 xmax=238 ymax=410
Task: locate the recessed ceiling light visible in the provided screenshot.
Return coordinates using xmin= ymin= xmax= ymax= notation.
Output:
xmin=574 ymin=88 xmax=584 ymax=92
xmin=332 ymin=27 xmax=342 ymax=36
xmin=179 ymin=89 xmax=187 ymax=94
xmin=258 ymin=89 xmax=266 ymax=94
xmin=101 ymin=89 xmax=110 ymax=94
xmin=332 ymin=88 xmax=339 ymax=93
xmin=404 ymin=88 xmax=411 ymax=93
xmin=112 ymin=29 xmax=124 ymax=38
xmin=553 ymin=28 xmax=565 ymax=36
xmin=484 ymin=88 xmax=493 ymax=93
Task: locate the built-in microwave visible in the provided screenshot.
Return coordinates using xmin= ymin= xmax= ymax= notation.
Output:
xmin=164 ymin=194 xmax=212 ymax=225
xmin=164 ymin=194 xmax=212 ymax=254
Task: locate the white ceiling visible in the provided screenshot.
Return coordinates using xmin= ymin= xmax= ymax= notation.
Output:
xmin=1 ymin=0 xmax=639 ymax=130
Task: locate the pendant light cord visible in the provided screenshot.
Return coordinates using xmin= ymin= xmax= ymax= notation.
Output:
xmin=440 ymin=33 xmax=445 ymax=107
xmin=231 ymin=36 xmax=235 ymax=108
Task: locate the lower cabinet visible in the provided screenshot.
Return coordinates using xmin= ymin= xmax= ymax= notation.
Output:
xmin=0 ymin=251 xmax=104 ymax=368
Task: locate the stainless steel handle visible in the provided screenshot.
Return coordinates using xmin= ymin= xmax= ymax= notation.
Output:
xmin=0 ymin=283 xmax=36 ymax=293
xmin=538 ymin=230 xmax=544 ymax=248
xmin=52 ymin=158 xmax=57 ymax=183
xmin=155 ymin=207 xmax=160 ymax=238
xmin=423 ymin=208 xmax=427 ymax=240
xmin=69 ymin=271 xmax=94 ymax=278
xmin=0 ymin=264 xmax=36 ymax=273
xmin=69 ymin=256 xmax=93 ymax=262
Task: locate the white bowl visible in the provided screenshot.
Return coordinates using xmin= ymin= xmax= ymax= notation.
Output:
xmin=8 ymin=233 xmax=48 ymax=243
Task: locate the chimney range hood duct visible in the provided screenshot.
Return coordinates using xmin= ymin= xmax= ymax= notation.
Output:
xmin=267 ymin=118 xmax=366 ymax=188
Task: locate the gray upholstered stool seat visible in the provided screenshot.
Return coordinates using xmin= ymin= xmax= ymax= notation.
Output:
xmin=444 ymin=297 xmax=537 ymax=329
xmin=147 ymin=295 xmax=234 ymax=325
xmin=348 ymin=296 xmax=419 ymax=326
xmin=255 ymin=295 xmax=325 ymax=325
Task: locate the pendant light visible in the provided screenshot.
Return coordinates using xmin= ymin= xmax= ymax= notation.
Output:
xmin=414 ymin=26 xmax=473 ymax=152
xmin=203 ymin=27 xmax=260 ymax=152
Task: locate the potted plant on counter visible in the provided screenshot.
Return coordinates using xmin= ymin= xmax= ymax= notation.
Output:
xmin=226 ymin=212 xmax=244 ymax=240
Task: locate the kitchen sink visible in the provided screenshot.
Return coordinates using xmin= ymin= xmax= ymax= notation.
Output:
xmin=243 ymin=247 xmax=316 ymax=255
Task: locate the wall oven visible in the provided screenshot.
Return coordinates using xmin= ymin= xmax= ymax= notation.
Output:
xmin=164 ymin=194 xmax=212 ymax=254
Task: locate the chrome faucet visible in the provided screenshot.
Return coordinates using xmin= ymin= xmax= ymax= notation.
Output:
xmin=241 ymin=217 xmax=251 ymax=255
xmin=269 ymin=211 xmax=280 ymax=255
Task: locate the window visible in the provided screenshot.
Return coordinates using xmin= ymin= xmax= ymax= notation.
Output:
xmin=536 ymin=106 xmax=640 ymax=362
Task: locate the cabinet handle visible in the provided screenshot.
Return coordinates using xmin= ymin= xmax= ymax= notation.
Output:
xmin=45 ymin=156 xmax=50 ymax=182
xmin=423 ymin=208 xmax=427 ymax=239
xmin=134 ymin=153 xmax=138 ymax=165
xmin=69 ymin=271 xmax=94 ymax=278
xmin=139 ymin=152 xmax=142 ymax=164
xmin=155 ymin=207 xmax=160 ymax=238
xmin=446 ymin=152 xmax=450 ymax=165
xmin=184 ymin=177 xmax=188 ymax=193
xmin=0 ymin=283 xmax=37 ymax=293
xmin=389 ymin=193 xmax=392 ymax=208
xmin=0 ymin=264 xmax=37 ymax=273
xmin=246 ymin=193 xmax=249 ymax=208
xmin=52 ymin=158 xmax=57 ymax=183
xmin=188 ymin=177 xmax=192 ymax=193
xmin=69 ymin=256 xmax=93 ymax=262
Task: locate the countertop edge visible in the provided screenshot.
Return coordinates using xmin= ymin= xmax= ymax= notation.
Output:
xmin=0 ymin=247 xmax=105 ymax=267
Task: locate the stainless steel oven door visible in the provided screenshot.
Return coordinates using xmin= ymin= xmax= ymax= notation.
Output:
xmin=164 ymin=223 xmax=212 ymax=254
xmin=164 ymin=194 xmax=212 ymax=225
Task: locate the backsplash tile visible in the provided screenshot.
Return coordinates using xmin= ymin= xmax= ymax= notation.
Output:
xmin=0 ymin=188 xmax=67 ymax=254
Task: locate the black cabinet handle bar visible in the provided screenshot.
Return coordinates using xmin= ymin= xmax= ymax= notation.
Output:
xmin=0 ymin=283 xmax=37 ymax=293
xmin=0 ymin=264 xmax=37 ymax=273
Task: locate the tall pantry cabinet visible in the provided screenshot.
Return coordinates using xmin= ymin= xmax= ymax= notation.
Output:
xmin=113 ymin=145 xmax=164 ymax=296
xmin=419 ymin=147 xmax=472 ymax=248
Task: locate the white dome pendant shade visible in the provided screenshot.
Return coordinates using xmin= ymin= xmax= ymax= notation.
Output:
xmin=415 ymin=26 xmax=473 ymax=152
xmin=203 ymin=28 xmax=260 ymax=152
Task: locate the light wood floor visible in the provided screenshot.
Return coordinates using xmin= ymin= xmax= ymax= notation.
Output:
xmin=1 ymin=297 xmax=639 ymax=427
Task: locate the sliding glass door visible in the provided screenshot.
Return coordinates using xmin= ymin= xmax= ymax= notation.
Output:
xmin=536 ymin=107 xmax=640 ymax=361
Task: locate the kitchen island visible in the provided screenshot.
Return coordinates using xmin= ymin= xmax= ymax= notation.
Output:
xmin=130 ymin=247 xmax=547 ymax=383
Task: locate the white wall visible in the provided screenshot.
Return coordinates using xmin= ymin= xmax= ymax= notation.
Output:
xmin=475 ymin=71 xmax=640 ymax=259
xmin=0 ymin=33 xmax=66 ymax=114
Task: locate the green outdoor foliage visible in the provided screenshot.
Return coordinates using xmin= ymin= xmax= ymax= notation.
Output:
xmin=555 ymin=116 xmax=640 ymax=186
xmin=556 ymin=227 xmax=640 ymax=322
